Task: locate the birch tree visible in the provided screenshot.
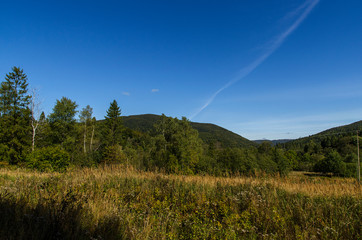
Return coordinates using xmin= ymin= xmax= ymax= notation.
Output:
xmin=29 ymin=88 xmax=42 ymax=151
xmin=90 ymin=116 xmax=96 ymax=152
xmin=79 ymin=105 xmax=93 ymax=154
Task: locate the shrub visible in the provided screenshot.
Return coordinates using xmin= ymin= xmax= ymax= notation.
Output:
xmin=102 ymin=144 xmax=127 ymax=164
xmin=314 ymin=150 xmax=346 ymax=176
xmin=26 ymin=146 xmax=70 ymax=172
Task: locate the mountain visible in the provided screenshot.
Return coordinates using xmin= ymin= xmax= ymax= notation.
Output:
xmin=316 ymin=120 xmax=362 ymax=136
xmin=122 ymin=114 xmax=256 ymax=148
xmin=283 ymin=120 xmax=362 ymax=147
xmin=254 ymin=139 xmax=292 ymax=145
xmin=189 ymin=121 xmax=256 ymax=148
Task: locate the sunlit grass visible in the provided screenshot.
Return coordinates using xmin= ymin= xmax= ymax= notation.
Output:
xmin=0 ymin=166 xmax=360 ymax=239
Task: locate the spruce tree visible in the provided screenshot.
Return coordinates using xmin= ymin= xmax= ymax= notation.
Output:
xmin=0 ymin=67 xmax=31 ymax=164
xmin=104 ymin=100 xmax=123 ymax=146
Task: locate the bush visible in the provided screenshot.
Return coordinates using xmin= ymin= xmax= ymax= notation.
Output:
xmin=314 ymin=150 xmax=346 ymax=176
xmin=26 ymin=146 xmax=70 ymax=172
xmin=102 ymin=144 xmax=127 ymax=164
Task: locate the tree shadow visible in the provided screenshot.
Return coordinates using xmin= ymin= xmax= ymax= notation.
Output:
xmin=0 ymin=191 xmax=124 ymax=240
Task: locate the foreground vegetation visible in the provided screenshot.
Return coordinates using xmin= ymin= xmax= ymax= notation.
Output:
xmin=0 ymin=166 xmax=360 ymax=239
xmin=0 ymin=67 xmax=361 ymax=239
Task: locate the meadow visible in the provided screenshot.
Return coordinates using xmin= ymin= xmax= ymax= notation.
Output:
xmin=0 ymin=165 xmax=360 ymax=240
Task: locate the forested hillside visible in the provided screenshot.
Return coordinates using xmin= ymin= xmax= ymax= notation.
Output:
xmin=254 ymin=139 xmax=292 ymax=145
xmin=0 ymin=66 xmax=361 ymax=239
xmin=122 ymin=114 xmax=256 ymax=148
xmin=0 ymin=67 xmax=360 ymax=178
xmin=0 ymin=67 xmax=292 ymax=176
xmin=283 ymin=120 xmax=362 ymax=147
xmin=277 ymin=121 xmax=362 ymax=177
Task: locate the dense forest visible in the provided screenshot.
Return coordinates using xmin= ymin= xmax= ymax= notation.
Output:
xmin=122 ymin=114 xmax=256 ymax=148
xmin=0 ymin=67 xmax=360 ymax=178
xmin=278 ymin=121 xmax=362 ymax=177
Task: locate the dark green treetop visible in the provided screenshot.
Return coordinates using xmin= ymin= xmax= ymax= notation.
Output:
xmin=152 ymin=114 xmax=203 ymax=174
xmin=48 ymin=97 xmax=78 ymax=146
xmin=0 ymin=67 xmax=31 ymax=164
xmin=49 ymin=97 xmax=78 ymax=124
xmin=103 ymin=100 xmax=123 ymax=146
xmin=4 ymin=67 xmax=30 ymax=115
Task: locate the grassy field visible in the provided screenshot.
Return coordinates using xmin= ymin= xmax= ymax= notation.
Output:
xmin=0 ymin=166 xmax=361 ymax=239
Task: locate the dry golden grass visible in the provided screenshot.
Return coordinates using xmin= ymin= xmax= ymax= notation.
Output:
xmin=1 ymin=165 xmax=359 ymax=198
xmin=1 ymin=165 xmax=361 ymax=239
xmin=83 ymin=166 xmax=362 ymax=197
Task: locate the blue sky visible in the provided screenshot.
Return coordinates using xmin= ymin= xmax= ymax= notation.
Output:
xmin=1 ymin=0 xmax=361 ymax=140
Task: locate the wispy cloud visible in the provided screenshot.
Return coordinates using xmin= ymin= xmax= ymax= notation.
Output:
xmin=238 ymin=108 xmax=362 ymax=128
xmin=151 ymin=89 xmax=159 ymax=93
xmin=122 ymin=91 xmax=131 ymax=96
xmin=222 ymin=81 xmax=362 ymax=103
xmin=190 ymin=0 xmax=320 ymax=120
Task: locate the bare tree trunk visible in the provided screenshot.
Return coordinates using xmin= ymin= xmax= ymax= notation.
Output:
xmin=30 ymin=88 xmax=41 ymax=152
xmin=31 ymin=122 xmax=38 ymax=151
xmin=83 ymin=122 xmax=87 ymax=154
xmin=90 ymin=124 xmax=95 ymax=152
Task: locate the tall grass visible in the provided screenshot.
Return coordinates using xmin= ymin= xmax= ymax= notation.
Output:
xmin=0 ymin=166 xmax=361 ymax=239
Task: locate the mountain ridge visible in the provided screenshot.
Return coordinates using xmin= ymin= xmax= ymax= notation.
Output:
xmin=253 ymin=139 xmax=293 ymax=145
xmin=121 ymin=114 xmax=256 ymax=148
xmin=283 ymin=120 xmax=362 ymax=147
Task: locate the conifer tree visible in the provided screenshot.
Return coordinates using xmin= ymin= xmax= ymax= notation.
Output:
xmin=35 ymin=111 xmax=48 ymax=148
xmin=103 ymin=100 xmax=123 ymax=146
xmin=0 ymin=67 xmax=31 ymax=164
xmin=0 ymin=82 xmax=10 ymax=117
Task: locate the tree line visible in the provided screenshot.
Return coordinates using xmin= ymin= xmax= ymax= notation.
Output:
xmin=1 ymin=67 xmax=358 ymax=177
xmin=278 ymin=134 xmax=360 ymax=177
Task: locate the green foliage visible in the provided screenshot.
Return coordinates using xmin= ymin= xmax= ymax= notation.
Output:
xmin=102 ymin=144 xmax=127 ymax=164
xmin=280 ymin=124 xmax=361 ymax=179
xmin=48 ymin=97 xmax=78 ymax=146
xmin=48 ymin=97 xmax=78 ymax=123
xmin=79 ymin=105 xmax=93 ymax=124
xmin=273 ymin=148 xmax=292 ymax=176
xmin=314 ymin=150 xmax=346 ymax=176
xmin=0 ymin=67 xmax=358 ymax=178
xmin=122 ymin=114 xmax=256 ymax=148
xmin=0 ymin=67 xmax=31 ymax=164
xmin=256 ymin=152 xmax=278 ymax=174
xmin=151 ymin=115 xmax=203 ymax=174
xmin=79 ymin=105 xmax=94 ymax=155
xmin=215 ymin=148 xmax=257 ymax=175
xmin=103 ymin=100 xmax=123 ymax=146
xmin=191 ymin=122 xmax=256 ymax=148
xmin=26 ymin=146 xmax=70 ymax=172
xmin=284 ymin=121 xmax=362 ymax=149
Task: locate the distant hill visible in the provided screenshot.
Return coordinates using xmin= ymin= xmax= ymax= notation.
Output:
xmin=122 ymin=114 xmax=256 ymax=148
xmin=284 ymin=120 xmax=362 ymax=147
xmin=316 ymin=120 xmax=362 ymax=136
xmin=254 ymin=139 xmax=292 ymax=145
xmin=189 ymin=121 xmax=256 ymax=148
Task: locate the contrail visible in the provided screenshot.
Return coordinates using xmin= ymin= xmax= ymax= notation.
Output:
xmin=190 ymin=0 xmax=319 ymax=120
